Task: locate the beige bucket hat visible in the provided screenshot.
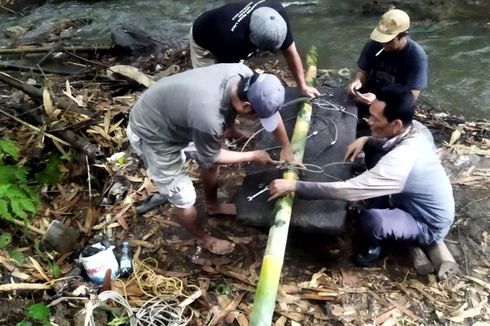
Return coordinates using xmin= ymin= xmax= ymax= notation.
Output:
xmin=370 ymin=9 xmax=410 ymax=43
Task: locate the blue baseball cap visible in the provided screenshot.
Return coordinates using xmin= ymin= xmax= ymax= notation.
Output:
xmin=247 ymin=73 xmax=285 ymax=132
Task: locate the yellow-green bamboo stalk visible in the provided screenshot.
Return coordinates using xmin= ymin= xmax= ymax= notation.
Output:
xmin=250 ymin=46 xmax=318 ymax=325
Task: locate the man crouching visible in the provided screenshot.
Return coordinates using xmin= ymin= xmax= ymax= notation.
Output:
xmin=268 ymin=84 xmax=454 ymax=266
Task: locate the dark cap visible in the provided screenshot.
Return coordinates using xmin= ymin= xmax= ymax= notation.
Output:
xmin=249 ymin=7 xmax=287 ymax=51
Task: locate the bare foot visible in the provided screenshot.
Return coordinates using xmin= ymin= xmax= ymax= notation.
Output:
xmin=200 ymin=237 xmax=235 ymax=255
xmin=207 ymin=203 xmax=237 ymax=216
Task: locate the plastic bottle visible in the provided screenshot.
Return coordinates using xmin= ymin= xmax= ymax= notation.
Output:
xmin=119 ymin=241 xmax=133 ymax=277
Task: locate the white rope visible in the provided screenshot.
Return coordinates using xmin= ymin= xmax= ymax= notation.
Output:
xmin=134 ymin=297 xmax=193 ymax=326
xmin=83 ymin=291 xmax=193 ymax=326
xmin=314 ymin=98 xmax=358 ymax=119
xmin=84 ymin=291 xmax=136 ymax=326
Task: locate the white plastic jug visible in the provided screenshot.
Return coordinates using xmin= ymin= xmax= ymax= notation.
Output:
xmin=79 ymin=244 xmax=119 ymax=284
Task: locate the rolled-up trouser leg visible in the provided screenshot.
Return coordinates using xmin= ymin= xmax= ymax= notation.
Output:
xmin=360 ymin=208 xmax=423 ymax=244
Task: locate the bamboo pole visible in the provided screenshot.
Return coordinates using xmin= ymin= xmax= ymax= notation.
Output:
xmin=249 ymin=46 xmax=318 ymax=325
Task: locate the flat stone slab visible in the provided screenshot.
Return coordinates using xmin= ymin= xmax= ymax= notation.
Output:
xmin=235 ymin=87 xmax=357 ymax=234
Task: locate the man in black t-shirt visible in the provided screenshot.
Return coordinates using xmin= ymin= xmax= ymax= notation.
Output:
xmin=190 ymin=0 xmax=319 ymax=99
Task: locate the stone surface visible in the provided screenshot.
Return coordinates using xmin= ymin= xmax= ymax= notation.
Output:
xmin=236 ymin=87 xmax=357 ymax=234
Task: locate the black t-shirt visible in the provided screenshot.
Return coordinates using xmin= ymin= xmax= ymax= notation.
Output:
xmin=357 ymin=39 xmax=428 ymax=95
xmin=192 ymin=0 xmax=294 ymax=63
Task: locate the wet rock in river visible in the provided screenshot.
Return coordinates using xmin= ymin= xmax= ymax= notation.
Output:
xmin=0 ymin=0 xmax=46 ymax=13
xmin=111 ymin=24 xmax=157 ymax=55
xmin=361 ymin=1 xmax=397 ymax=16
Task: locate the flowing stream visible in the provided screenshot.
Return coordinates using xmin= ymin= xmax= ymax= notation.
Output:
xmin=1 ymin=0 xmax=489 ymax=119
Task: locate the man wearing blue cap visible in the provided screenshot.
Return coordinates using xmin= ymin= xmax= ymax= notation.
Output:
xmin=190 ymin=0 xmax=319 ymax=99
xmin=127 ymin=63 xmax=295 ymax=255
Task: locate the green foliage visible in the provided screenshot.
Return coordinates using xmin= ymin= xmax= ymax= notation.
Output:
xmin=60 ymin=152 xmax=71 ymax=161
xmin=0 ymin=181 xmax=38 ymax=222
xmin=0 ymin=140 xmax=39 ymax=223
xmin=9 ymin=249 xmax=26 ymax=264
xmin=0 ymin=139 xmax=19 ymax=162
xmin=48 ymin=262 xmax=61 ymax=279
xmin=215 ymin=282 xmax=232 ymax=295
xmin=0 ymin=232 xmax=12 ymax=249
xmin=15 ymin=321 xmax=31 ymax=326
xmin=108 ymin=316 xmax=129 ymax=326
xmin=35 ymin=155 xmax=63 ymax=186
xmin=27 ymin=303 xmax=50 ymax=321
xmin=34 ymin=239 xmax=42 ymax=255
xmin=0 ymin=232 xmax=26 ymax=264
xmin=16 ymin=303 xmax=52 ymax=326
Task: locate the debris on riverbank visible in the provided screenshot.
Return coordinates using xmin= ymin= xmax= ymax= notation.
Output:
xmin=0 ymin=33 xmax=488 ymax=325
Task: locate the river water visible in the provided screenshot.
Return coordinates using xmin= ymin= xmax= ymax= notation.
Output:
xmin=1 ymin=0 xmax=489 ymax=119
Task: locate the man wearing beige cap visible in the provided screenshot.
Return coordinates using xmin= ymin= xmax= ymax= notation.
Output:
xmin=190 ymin=1 xmax=318 ymax=99
xmin=347 ymin=9 xmax=428 ymax=117
xmin=127 ymin=63 xmax=295 ymax=255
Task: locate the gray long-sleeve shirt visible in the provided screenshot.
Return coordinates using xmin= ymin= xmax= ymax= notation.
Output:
xmin=295 ymin=123 xmax=454 ymax=244
xmin=129 ymin=63 xmax=253 ymax=167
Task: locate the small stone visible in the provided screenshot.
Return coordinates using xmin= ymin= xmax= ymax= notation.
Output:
xmin=4 ymin=26 xmax=26 ymax=39
xmin=26 ymin=78 xmax=37 ymax=85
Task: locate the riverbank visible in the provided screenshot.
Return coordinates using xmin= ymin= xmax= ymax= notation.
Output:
xmin=0 ymin=36 xmax=489 ymax=325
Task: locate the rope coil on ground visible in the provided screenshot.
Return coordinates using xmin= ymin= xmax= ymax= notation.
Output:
xmin=127 ymin=257 xmax=200 ymax=299
xmin=134 ymin=297 xmax=193 ymax=326
xmin=105 ymin=258 xmax=199 ymax=325
xmin=84 ymin=291 xmax=135 ymax=326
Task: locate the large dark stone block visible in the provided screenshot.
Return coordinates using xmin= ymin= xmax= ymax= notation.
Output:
xmin=235 ymin=87 xmax=357 ymax=235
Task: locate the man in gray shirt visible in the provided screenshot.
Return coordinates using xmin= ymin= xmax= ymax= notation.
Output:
xmin=268 ymin=84 xmax=454 ymax=266
xmin=128 ymin=63 xmax=295 ymax=255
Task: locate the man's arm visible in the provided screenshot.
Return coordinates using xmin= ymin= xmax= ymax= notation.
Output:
xmin=272 ymin=117 xmax=296 ymax=163
xmin=347 ymin=70 xmax=377 ymax=105
xmin=215 ymin=148 xmax=272 ymax=166
xmin=269 ymin=144 xmax=416 ymax=201
xmin=281 ymin=42 xmax=320 ymax=97
xmin=406 ymin=41 xmax=428 ymax=99
xmin=344 ymin=136 xmax=369 ymax=162
xmin=347 ymin=40 xmax=375 ymax=98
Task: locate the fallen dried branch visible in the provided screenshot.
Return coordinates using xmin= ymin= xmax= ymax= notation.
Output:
xmin=465 ymin=275 xmax=490 ymax=291
xmin=9 ymin=217 xmax=46 ymax=235
xmin=0 ymin=61 xmax=88 ymax=75
xmin=4 ymin=104 xmax=105 ymax=161
xmin=0 ymin=283 xmax=51 ymax=292
xmin=0 ymin=45 xmax=112 ymax=55
xmin=0 ymin=108 xmax=71 ymax=146
xmin=0 ymin=71 xmax=43 ymax=103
